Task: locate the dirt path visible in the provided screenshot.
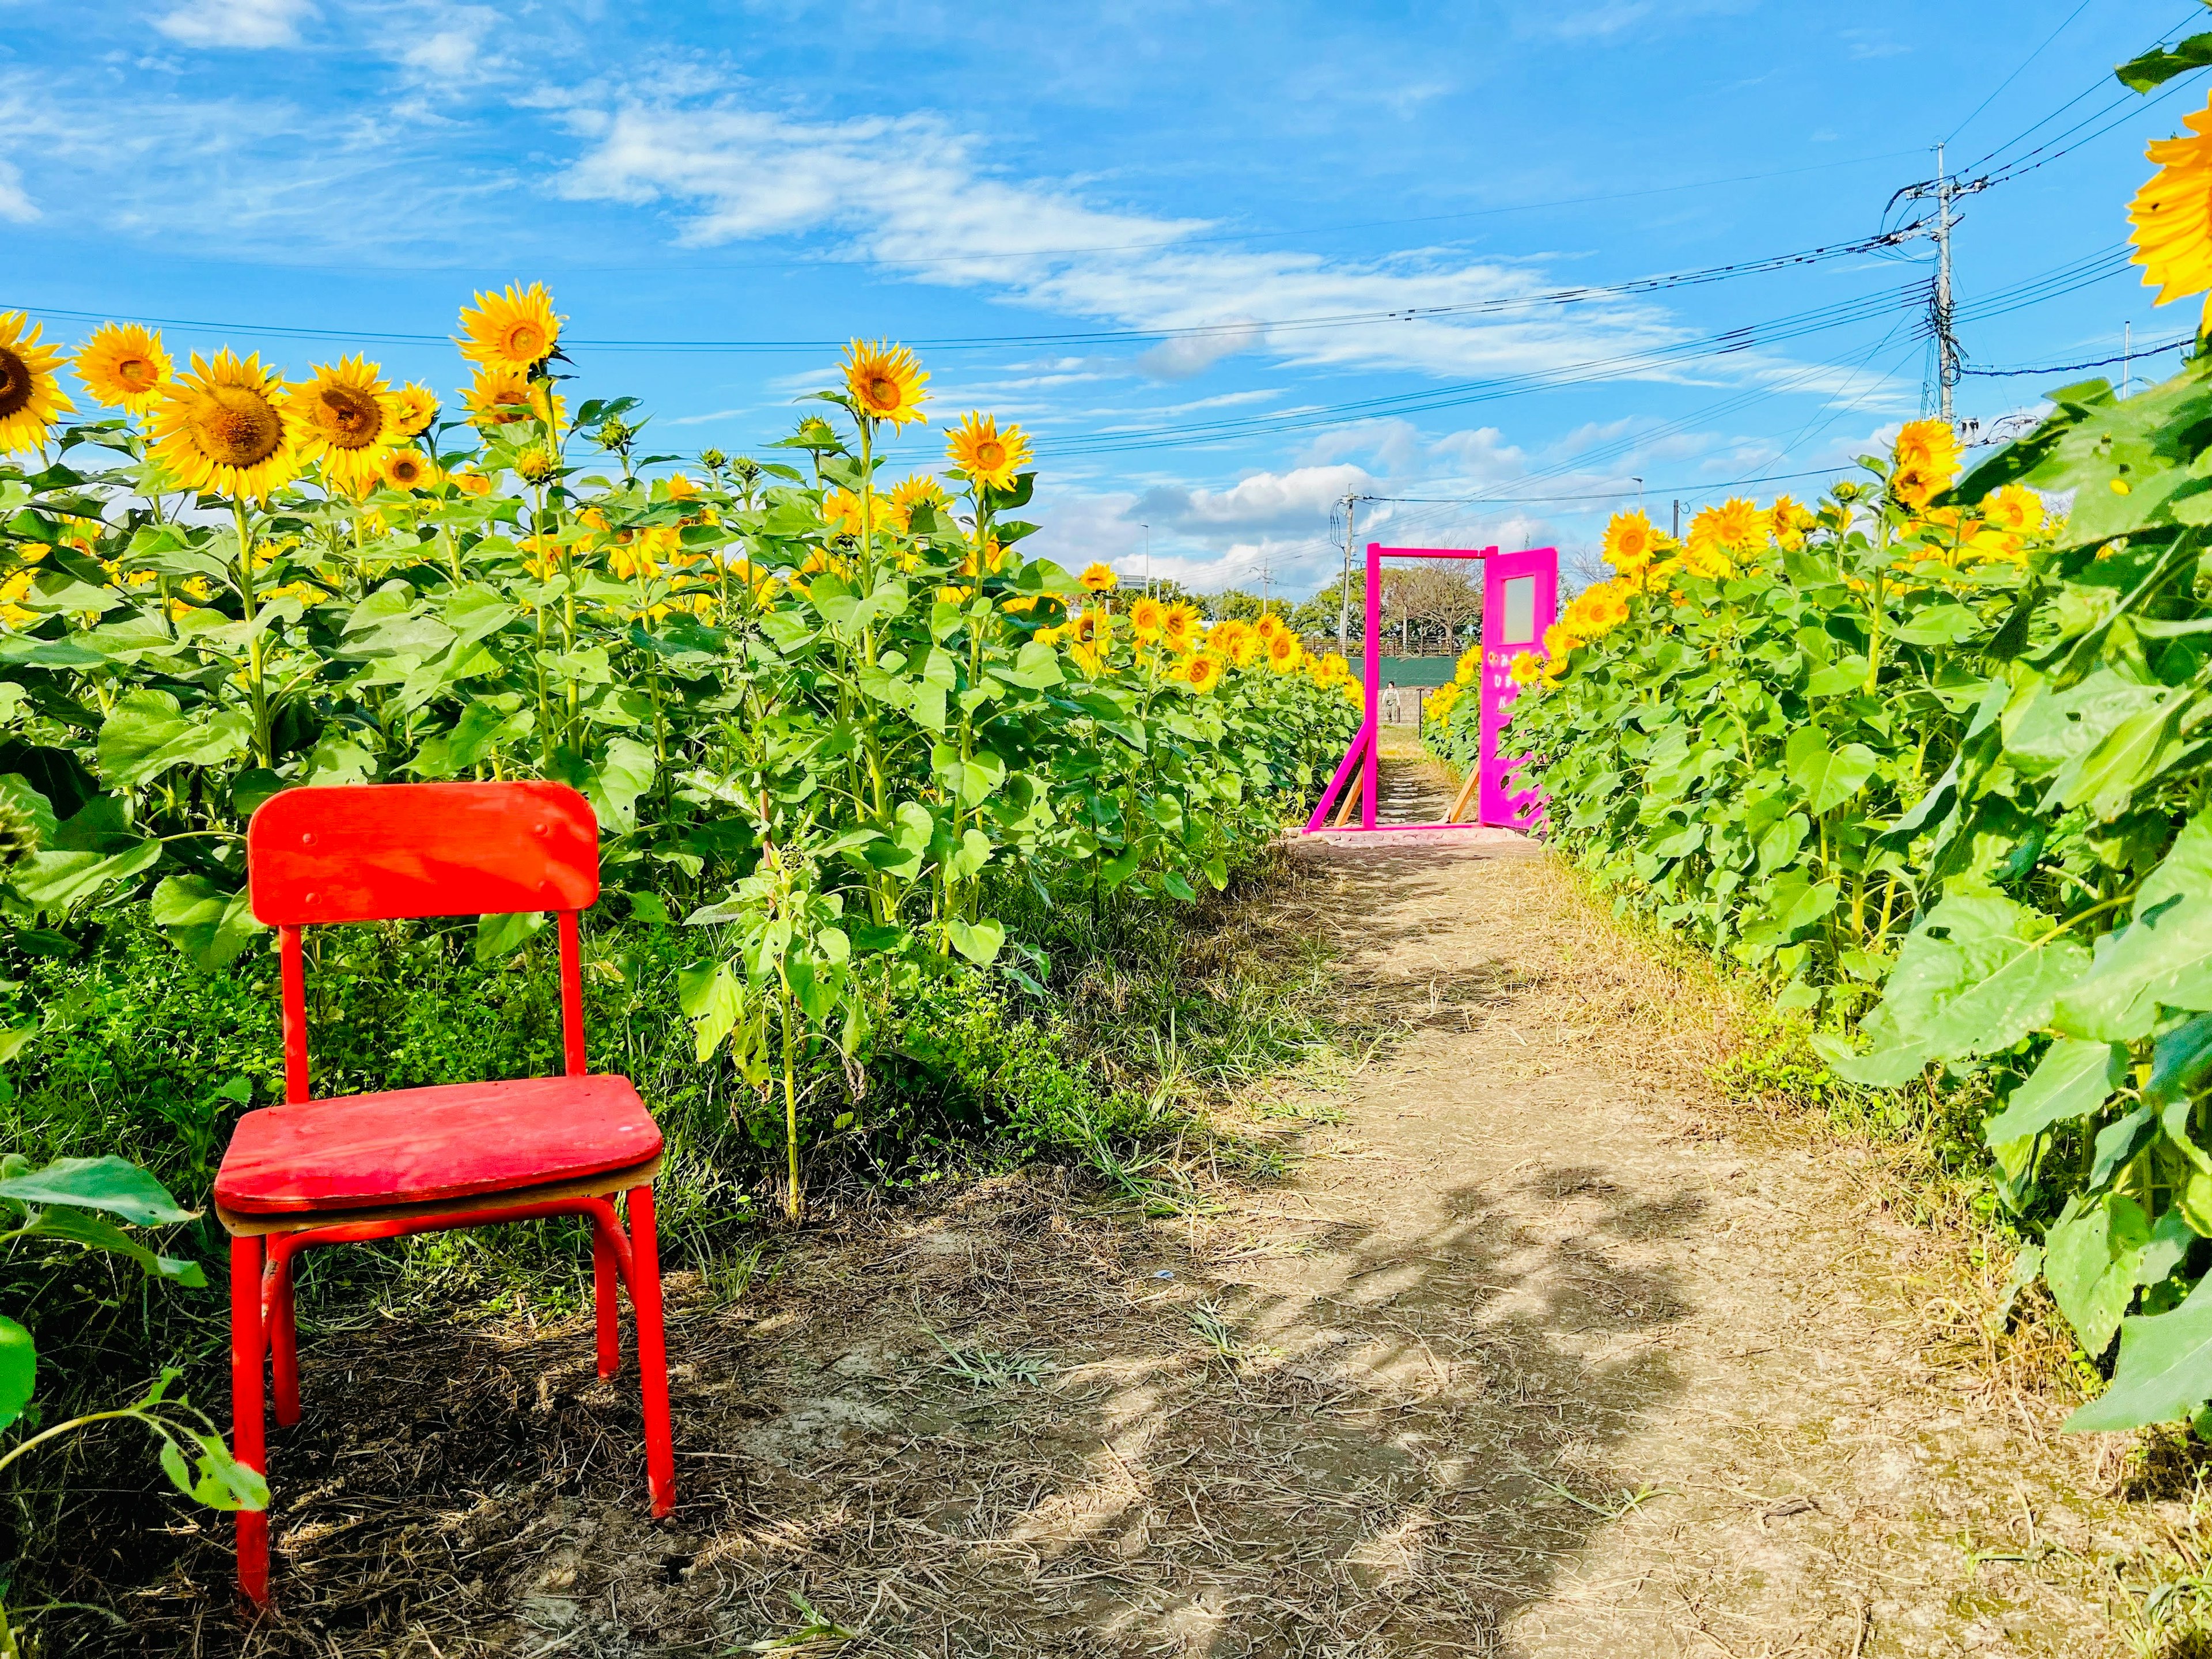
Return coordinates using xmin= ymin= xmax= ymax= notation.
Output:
xmin=146 ymin=760 xmax=2166 ymax=1658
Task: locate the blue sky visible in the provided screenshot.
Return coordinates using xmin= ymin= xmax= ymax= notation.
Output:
xmin=1 ymin=0 xmax=2205 ymax=596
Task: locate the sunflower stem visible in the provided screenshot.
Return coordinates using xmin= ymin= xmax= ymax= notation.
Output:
xmin=232 ymin=498 xmax=272 ymax=769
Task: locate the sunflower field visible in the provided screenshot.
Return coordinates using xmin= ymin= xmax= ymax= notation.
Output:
xmin=0 ymin=292 xmax=1361 ymax=1229
xmin=1430 ymin=51 xmax=2212 ymax=1437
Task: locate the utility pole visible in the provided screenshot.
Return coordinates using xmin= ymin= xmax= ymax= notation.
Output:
xmin=1933 ymin=141 xmax=1959 ymax=425
xmin=1336 ymin=493 xmax=1359 ymax=657
xmin=1671 ymin=498 xmax=1680 ymax=540
xmin=1141 ymin=522 xmax=1151 ymax=593
xmin=1632 ymin=476 xmax=1643 ymax=514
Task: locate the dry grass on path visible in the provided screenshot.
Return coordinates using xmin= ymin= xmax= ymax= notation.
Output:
xmin=82 ymin=758 xmax=2205 ymax=1658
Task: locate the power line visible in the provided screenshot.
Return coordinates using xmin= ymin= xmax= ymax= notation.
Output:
xmin=1946 ymin=0 xmax=2099 ymax=146
xmin=3 ymin=227 xmax=1935 ymax=359
xmin=1961 ymin=334 xmax=2192 ymax=376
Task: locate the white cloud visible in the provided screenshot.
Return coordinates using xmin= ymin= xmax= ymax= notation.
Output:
xmin=551 ymin=97 xmax=1718 ymax=385
xmin=153 ymin=0 xmax=315 ymax=48
xmin=0 ymin=159 xmax=36 ymax=222
xmin=396 ymin=6 xmax=502 ymax=85
xmin=1137 ymin=317 xmax=1265 ymax=381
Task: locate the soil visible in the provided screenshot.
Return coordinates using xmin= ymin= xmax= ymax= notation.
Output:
xmin=109 ymin=752 xmax=2179 ymax=1657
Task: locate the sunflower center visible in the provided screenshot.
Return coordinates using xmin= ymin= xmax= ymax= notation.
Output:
xmin=975 ymin=440 xmax=1005 ymax=471
xmin=315 ymin=385 xmax=384 ymax=449
xmin=0 ymin=345 xmax=30 ymax=421
xmin=863 ymin=375 xmax=900 ymax=410
xmin=503 ymin=323 xmax=548 ymax=362
xmin=192 ymin=385 xmax=284 ymax=468
xmin=115 ymin=355 xmax=159 ymax=392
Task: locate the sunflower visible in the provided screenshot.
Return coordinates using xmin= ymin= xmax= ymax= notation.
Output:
xmin=381 ymin=448 xmax=437 ymax=490
xmin=1683 ymin=498 xmax=1761 ymax=579
xmin=1508 ymin=650 xmax=1543 ymax=687
xmin=1892 ymin=417 xmax=1960 ymax=480
xmin=393 ymin=382 xmax=439 ymax=435
xmin=291 ymin=355 xmax=404 ymax=493
xmin=1768 ymin=495 xmax=1814 ymax=551
xmin=456 ymin=282 xmax=562 ymax=373
xmin=462 ymin=366 xmax=564 ymax=432
xmin=958 ymin=537 xmax=1008 ymax=578
xmin=1265 ymin=630 xmax=1302 ymax=673
xmin=74 ymin=322 xmax=170 ymax=415
xmin=1161 ymin=601 xmax=1202 ymax=654
xmin=1128 ymin=593 xmax=1166 ymax=641
xmin=842 ymin=340 xmax=930 ymax=428
xmin=822 ymin=487 xmax=869 ymax=539
xmin=514 ymin=446 xmax=557 ymax=484
xmin=0 ymin=313 xmax=75 ymax=457
xmin=1983 ymin=482 xmax=2046 ymax=535
xmin=1890 ymin=464 xmax=1944 ymax=512
xmin=1221 ymin=623 xmax=1262 ymax=668
xmin=454 ymin=469 xmax=494 ymax=498
xmin=1070 ymin=607 xmax=1109 ymax=646
xmin=887 ymin=472 xmax=951 ymax=532
xmin=150 ymin=349 xmax=298 ymax=499
xmin=1253 ymin=612 xmax=1283 ymax=643
xmin=2131 ymin=93 xmax=2212 ymax=317
xmin=1181 ymin=653 xmax=1224 ymax=695
xmin=1078 ymin=562 xmax=1118 ymax=593
xmin=1601 ymin=509 xmax=1657 ymax=577
xmin=946 ymin=412 xmax=1032 ymax=491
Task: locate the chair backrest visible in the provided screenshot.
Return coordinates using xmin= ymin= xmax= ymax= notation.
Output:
xmin=248 ymin=781 xmax=597 ymax=925
xmin=247 ymin=782 xmax=600 ymax=1102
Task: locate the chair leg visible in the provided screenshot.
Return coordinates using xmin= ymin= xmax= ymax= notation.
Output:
xmin=269 ymin=1249 xmax=301 ymax=1427
xmin=231 ymin=1234 xmax=270 ymax=1607
xmin=626 ymin=1185 xmax=676 ymax=1518
xmin=592 ymin=1219 xmax=621 ymax=1380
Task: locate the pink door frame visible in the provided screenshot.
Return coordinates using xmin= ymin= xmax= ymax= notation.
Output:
xmin=1479 ymin=546 xmax=1558 ymax=831
xmin=1302 ymin=541 xmax=1559 ymax=834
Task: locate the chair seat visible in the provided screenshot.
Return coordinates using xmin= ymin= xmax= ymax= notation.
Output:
xmin=214 ymin=1074 xmax=661 ymax=1217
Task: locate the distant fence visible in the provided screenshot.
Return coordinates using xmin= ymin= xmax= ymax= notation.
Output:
xmin=1344 ymin=656 xmax=1458 ymax=687
xmin=1347 ymin=657 xmax=1457 ymax=725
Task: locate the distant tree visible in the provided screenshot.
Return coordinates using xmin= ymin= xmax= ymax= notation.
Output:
xmin=1384 ymin=563 xmax=1482 ymax=655
xmin=1206 ymin=588 xmax=1292 ymax=623
xmin=1291 ymin=573 xmax=1368 ymax=646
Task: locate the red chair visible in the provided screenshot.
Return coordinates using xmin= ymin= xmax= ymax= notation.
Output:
xmin=216 ymin=781 xmax=675 ymax=1606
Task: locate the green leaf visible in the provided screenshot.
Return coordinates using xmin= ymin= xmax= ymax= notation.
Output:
xmin=158 ymin=1429 xmax=268 ymax=1512
xmin=677 ymin=959 xmax=742 ymax=1059
xmin=151 ymin=874 xmax=264 ymax=969
xmin=96 ymin=690 xmax=252 ymax=789
xmin=946 ymin=828 xmax=993 ymax=884
xmin=19 ymin=1207 xmax=206 ymax=1285
xmin=945 ymin=916 xmax=1005 ymax=965
xmin=475 ymin=909 xmax=545 ymax=962
xmin=2046 ymin=1193 xmax=2160 ymax=1354
xmin=1162 ymin=870 xmax=1198 ymax=902
xmin=2068 ymin=1273 xmax=2212 ymax=1433
xmin=1836 ymin=892 xmax=2091 ymax=1086
xmin=12 ymin=838 xmax=162 ymax=915
xmin=2092 ymin=1105 xmax=2157 ymax=1191
xmin=1984 ymin=1039 xmax=2127 ymax=1145
xmin=1783 ymin=726 xmax=1878 ymax=816
xmin=586 ymin=736 xmax=656 ymax=834
xmin=0 ymin=1316 xmax=33 ymax=1431
xmin=2117 ymin=30 xmax=2212 ymax=92
xmin=0 ymin=1155 xmax=196 ymax=1224
xmin=2055 ymin=896 xmax=2212 ymax=1043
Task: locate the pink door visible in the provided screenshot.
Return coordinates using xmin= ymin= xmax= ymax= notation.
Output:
xmin=1479 ymin=548 xmax=1557 ymax=828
